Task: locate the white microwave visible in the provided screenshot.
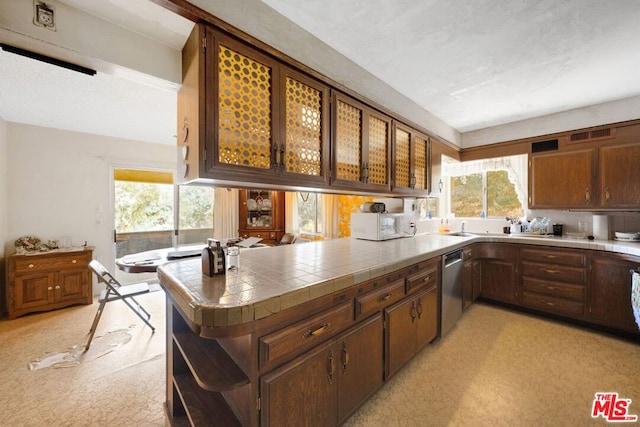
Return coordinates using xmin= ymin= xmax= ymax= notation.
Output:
xmin=350 ymin=212 xmax=409 ymax=241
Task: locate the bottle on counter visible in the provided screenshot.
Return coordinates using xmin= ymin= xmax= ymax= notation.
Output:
xmin=443 ymin=219 xmax=451 ymax=233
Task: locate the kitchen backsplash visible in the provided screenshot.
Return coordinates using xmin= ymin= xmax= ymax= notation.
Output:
xmin=416 ymin=210 xmax=640 ymax=239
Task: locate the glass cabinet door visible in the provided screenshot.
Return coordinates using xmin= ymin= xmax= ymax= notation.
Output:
xmin=244 ymin=190 xmax=274 ymax=228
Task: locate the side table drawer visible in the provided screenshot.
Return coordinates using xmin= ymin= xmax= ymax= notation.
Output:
xmin=14 ymin=253 xmax=90 ymax=273
xmin=259 ymin=302 xmax=353 ymax=370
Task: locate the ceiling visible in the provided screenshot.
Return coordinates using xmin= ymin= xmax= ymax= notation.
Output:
xmin=2 ymin=0 xmax=640 ymax=147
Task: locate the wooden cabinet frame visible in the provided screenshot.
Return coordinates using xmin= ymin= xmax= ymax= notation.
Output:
xmin=330 ymin=91 xmax=392 ymax=193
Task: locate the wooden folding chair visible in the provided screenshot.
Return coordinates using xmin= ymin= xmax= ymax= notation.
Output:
xmin=85 ymin=259 xmax=155 ymax=352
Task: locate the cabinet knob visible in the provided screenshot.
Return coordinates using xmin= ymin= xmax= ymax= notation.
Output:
xmin=47 ymin=286 xmax=53 ymax=291
xmin=28 ymin=264 xmax=34 ymax=268
xmin=71 ymin=259 xmax=77 ymax=264
xmin=55 ymin=285 xmax=61 ymax=290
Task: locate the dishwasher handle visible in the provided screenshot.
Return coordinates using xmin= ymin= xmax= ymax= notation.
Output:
xmin=444 ymin=250 xmax=463 ymax=267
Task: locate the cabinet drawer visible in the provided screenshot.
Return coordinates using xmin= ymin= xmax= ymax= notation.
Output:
xmin=356 ymin=269 xmax=405 ymax=296
xmin=520 ymin=247 xmax=586 ymax=267
xmin=240 ymin=231 xmax=277 ymax=240
xmin=406 ymin=263 xmax=438 ymax=295
xmin=520 ymin=261 xmax=586 ymax=284
xmin=14 ymin=253 xmax=90 ymax=273
xmin=259 ymin=302 xmax=353 ymax=369
xmin=355 ymin=278 xmax=405 ymax=320
xmin=521 ymin=291 xmax=585 ymax=318
xmin=521 ymin=277 xmax=585 ymax=301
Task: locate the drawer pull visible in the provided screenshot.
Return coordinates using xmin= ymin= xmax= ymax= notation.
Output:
xmin=47 ymin=286 xmax=53 ymax=291
xmin=71 ymin=260 xmax=77 ymax=264
xmin=327 ymin=350 xmax=334 ymax=384
xmin=416 ymin=298 xmax=423 ymax=319
xmin=544 ymin=255 xmax=557 ymax=259
xmin=304 ymin=323 xmax=330 ymax=339
xmin=342 ymin=343 xmax=349 ymax=372
xmin=544 ymin=300 xmax=555 ymax=307
xmin=410 ymin=301 xmax=417 ymax=322
xmin=542 ymin=284 xmax=558 ymax=291
xmin=378 ymin=293 xmax=392 ymax=302
xmin=28 ymin=264 xmax=34 ymax=268
xmin=55 ymin=285 xmax=60 ymax=290
xmin=541 ymin=268 xmax=561 ymax=274
xmin=422 ymin=275 xmax=431 ymax=282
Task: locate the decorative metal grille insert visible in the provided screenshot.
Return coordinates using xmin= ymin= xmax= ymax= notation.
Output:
xmin=218 ymin=45 xmax=272 ymax=169
xmin=368 ymin=116 xmax=388 ymax=185
xmin=336 ymin=100 xmax=362 ymax=181
xmin=414 ymin=136 xmax=427 ymax=189
xmin=285 ymin=77 xmax=322 ymax=176
xmin=395 ymin=128 xmax=410 ymax=187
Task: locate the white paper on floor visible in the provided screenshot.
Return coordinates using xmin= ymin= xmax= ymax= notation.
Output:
xmin=28 ymin=325 xmax=136 ymax=371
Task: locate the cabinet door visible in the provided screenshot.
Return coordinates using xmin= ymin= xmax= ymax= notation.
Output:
xmin=332 ymin=92 xmax=391 ymax=192
xmin=279 ymin=67 xmax=330 ymax=185
xmin=480 ymin=259 xmax=518 ymax=304
xmin=415 ymin=286 xmax=438 ymax=349
xmin=261 ymin=343 xmax=337 ymax=427
xmin=462 ymin=259 xmax=474 ymax=310
xmin=209 ymin=30 xmax=280 ymax=175
xmin=393 ymin=124 xmax=431 ymax=195
xmin=337 ymin=314 xmax=383 ymax=424
xmin=590 ymin=254 xmax=639 ymax=333
xmin=529 ymin=149 xmax=596 ymax=208
xmin=14 ymin=272 xmax=56 ymax=311
xmin=385 ymin=297 xmax=417 ymax=379
xmin=429 ymin=137 xmax=445 ymax=196
xmin=599 ymin=143 xmax=640 ymax=208
xmin=393 ymin=125 xmax=412 ymax=191
xmin=57 ymin=269 xmax=90 ymax=303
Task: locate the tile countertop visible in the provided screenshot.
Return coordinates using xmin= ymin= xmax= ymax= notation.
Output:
xmin=157 ymin=234 xmax=640 ymax=329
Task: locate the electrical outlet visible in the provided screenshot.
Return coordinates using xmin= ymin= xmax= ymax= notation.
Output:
xmin=34 ymin=1 xmax=56 ymax=31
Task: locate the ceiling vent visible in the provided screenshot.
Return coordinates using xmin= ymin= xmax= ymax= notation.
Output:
xmin=569 ymin=128 xmax=615 ymax=143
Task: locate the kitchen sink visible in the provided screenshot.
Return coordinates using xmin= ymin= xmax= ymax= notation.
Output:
xmin=444 ymin=232 xmax=479 ymax=237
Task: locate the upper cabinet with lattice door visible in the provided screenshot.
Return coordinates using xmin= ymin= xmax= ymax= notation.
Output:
xmin=392 ymin=123 xmax=430 ymax=195
xmin=331 ymin=91 xmax=392 ymax=193
xmin=177 ymin=24 xmax=329 ymax=187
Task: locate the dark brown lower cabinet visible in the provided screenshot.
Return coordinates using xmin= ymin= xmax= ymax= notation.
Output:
xmin=462 ymin=245 xmax=481 ymax=310
xmin=260 ymin=313 xmax=383 ymax=426
xmin=590 ymin=252 xmax=639 ymax=333
xmin=476 ymin=243 xmax=519 ymax=304
xmin=385 ymin=285 xmax=438 ymax=379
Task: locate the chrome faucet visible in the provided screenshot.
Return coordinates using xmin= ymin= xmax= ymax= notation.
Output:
xmin=461 ymin=221 xmax=467 ymax=232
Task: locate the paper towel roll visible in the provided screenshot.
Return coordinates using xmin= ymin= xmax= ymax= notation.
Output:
xmin=593 ymin=214 xmax=609 ymax=240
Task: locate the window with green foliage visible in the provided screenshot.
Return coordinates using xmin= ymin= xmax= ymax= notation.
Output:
xmin=114 ymin=169 xmax=214 ymax=255
xmin=447 ymin=155 xmax=526 ymax=218
xmin=297 ymin=192 xmax=323 ymax=234
xmin=115 ymin=181 xmax=174 ymax=232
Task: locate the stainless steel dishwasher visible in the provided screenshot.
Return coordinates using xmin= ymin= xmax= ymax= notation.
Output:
xmin=441 ymin=249 xmax=464 ymax=337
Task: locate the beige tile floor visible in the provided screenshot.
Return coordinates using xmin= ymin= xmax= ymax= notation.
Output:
xmin=1 ymin=291 xmax=638 ymax=427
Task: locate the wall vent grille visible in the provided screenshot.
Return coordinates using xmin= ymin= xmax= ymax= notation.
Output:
xmin=569 ymin=128 xmax=615 ymax=143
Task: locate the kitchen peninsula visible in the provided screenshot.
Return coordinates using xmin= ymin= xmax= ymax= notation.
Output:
xmin=158 ymin=234 xmax=640 ymax=426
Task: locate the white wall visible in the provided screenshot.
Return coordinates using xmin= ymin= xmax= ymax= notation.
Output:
xmin=6 ymin=123 xmax=176 ymax=294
